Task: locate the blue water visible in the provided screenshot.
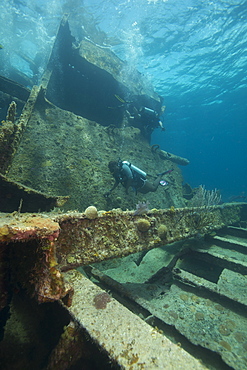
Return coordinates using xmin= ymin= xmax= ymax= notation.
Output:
xmin=0 ymin=0 xmax=246 ymax=201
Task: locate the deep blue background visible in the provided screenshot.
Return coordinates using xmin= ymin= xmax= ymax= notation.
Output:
xmin=152 ymin=89 xmax=247 ymax=200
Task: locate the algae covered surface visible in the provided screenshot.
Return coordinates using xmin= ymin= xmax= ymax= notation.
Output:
xmin=90 ymin=223 xmax=247 ymax=370
xmin=7 ymin=96 xmax=185 ymax=212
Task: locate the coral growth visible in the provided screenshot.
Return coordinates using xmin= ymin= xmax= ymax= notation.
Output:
xmin=189 ymin=185 xmax=221 ymax=207
xmin=84 ymin=206 xmax=98 ymax=219
xmin=158 ymin=224 xmax=168 ymax=240
xmin=135 ymin=218 xmax=151 ymax=232
xmin=93 ymin=292 xmax=111 ymax=309
xmin=6 ymin=101 xmax=17 ymax=123
xmin=134 ymin=201 xmax=150 ymax=215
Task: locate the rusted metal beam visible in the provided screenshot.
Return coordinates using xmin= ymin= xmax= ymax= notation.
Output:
xmin=55 ymin=203 xmax=244 ymax=270
xmin=0 ymin=203 xmax=245 ymax=306
xmin=0 ymin=75 xmax=30 ymax=102
xmin=61 ymin=269 xmax=207 ymax=370
xmin=0 ymin=85 xmax=40 ymax=174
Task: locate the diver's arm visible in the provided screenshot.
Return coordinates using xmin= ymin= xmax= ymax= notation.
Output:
xmin=104 ymin=179 xmax=119 ymax=197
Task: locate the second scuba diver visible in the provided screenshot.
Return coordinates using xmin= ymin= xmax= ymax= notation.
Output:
xmin=104 ymin=160 xmax=173 ymax=197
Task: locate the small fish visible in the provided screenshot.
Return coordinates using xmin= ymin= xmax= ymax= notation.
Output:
xmin=0 ymin=44 xmax=3 ymax=50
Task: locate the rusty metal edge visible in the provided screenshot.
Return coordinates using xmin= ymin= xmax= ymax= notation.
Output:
xmin=61 ymin=269 xmax=208 ymax=369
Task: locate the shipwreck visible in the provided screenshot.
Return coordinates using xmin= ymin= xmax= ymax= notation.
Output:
xmin=0 ymin=15 xmax=247 ymax=370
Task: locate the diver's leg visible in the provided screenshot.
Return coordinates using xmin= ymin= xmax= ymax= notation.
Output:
xmin=152 ymin=176 xmax=162 ymax=190
xmin=139 ymin=176 xmax=162 ymax=193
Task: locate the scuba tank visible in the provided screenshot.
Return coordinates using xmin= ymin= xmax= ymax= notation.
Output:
xmin=140 ymin=107 xmax=159 ymax=118
xmin=122 ymin=161 xmax=147 ymax=178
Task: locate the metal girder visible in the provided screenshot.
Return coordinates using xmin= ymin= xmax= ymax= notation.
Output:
xmin=59 ymin=269 xmax=207 ymax=370
xmin=0 ymin=202 xmax=245 ymax=306
xmin=55 ymin=203 xmax=244 ymax=270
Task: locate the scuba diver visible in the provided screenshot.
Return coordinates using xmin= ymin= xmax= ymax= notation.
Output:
xmin=113 ymin=94 xmax=165 ymax=141
xmin=126 ymin=105 xmax=165 ymax=141
xmin=104 ymin=160 xmax=173 ymax=197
